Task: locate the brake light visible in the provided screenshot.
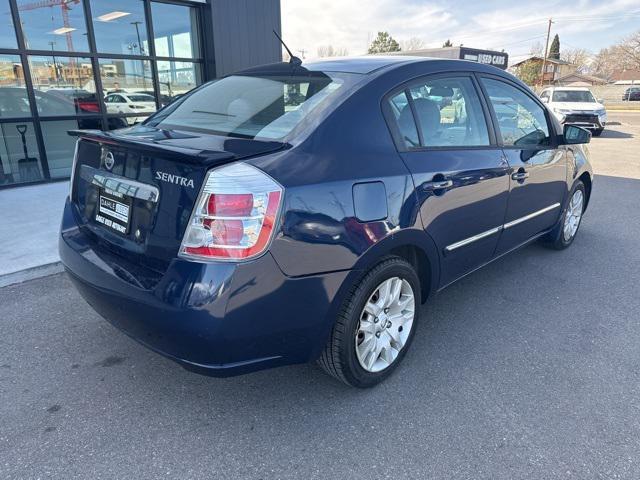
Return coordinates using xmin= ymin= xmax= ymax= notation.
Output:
xmin=179 ymin=163 xmax=283 ymax=261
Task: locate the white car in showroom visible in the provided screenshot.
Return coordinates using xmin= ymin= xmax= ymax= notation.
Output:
xmin=539 ymin=87 xmax=607 ymax=136
xmin=104 ymin=92 xmax=157 ymax=125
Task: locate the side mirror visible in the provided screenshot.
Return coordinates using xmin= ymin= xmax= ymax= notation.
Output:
xmin=564 ymin=124 xmax=591 ymax=145
xmin=598 ymin=98 xmax=605 ymax=104
xmin=541 ymin=97 xmax=549 ymax=103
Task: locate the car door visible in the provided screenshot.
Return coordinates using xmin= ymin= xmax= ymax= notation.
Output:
xmin=479 ymin=76 xmax=567 ymax=255
xmin=384 ymin=74 xmax=510 ymax=288
xmin=104 ymin=94 xmax=117 ymax=114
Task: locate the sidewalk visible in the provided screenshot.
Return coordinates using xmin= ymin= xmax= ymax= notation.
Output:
xmin=0 ymin=181 xmax=68 ymax=286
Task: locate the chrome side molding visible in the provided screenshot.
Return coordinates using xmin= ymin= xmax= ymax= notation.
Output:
xmin=79 ymin=165 xmax=160 ymax=203
xmin=445 ymin=226 xmax=502 ymax=252
xmin=445 ymin=203 xmax=562 ymax=252
xmin=503 ymin=203 xmax=561 ymax=229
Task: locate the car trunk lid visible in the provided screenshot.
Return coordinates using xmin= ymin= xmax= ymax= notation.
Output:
xmin=69 ymin=125 xmax=286 ymax=273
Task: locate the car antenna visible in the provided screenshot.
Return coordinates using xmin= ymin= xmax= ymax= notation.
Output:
xmin=273 ymin=30 xmax=302 ymax=67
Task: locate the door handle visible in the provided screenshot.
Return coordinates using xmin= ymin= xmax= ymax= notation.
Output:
xmin=511 ymin=171 xmax=529 ymax=182
xmin=423 ymin=179 xmax=453 ymax=191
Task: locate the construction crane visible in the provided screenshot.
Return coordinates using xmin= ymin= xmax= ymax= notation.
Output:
xmin=18 ymin=0 xmax=81 ymax=53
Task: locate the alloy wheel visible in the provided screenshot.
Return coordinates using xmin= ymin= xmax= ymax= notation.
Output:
xmin=355 ymin=277 xmax=415 ymax=373
xmin=563 ymin=189 xmax=584 ymax=242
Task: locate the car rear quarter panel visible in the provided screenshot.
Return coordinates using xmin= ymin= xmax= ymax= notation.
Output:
xmin=247 ymin=78 xmax=424 ymax=278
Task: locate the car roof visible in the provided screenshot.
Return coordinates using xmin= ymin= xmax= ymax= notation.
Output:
xmin=546 ymin=86 xmax=592 ymax=91
xmin=238 ymin=55 xmax=511 ymax=78
xmin=303 ymin=56 xmax=424 ymax=74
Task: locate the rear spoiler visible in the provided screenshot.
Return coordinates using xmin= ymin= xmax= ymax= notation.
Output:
xmin=68 ymin=129 xmax=287 ymax=165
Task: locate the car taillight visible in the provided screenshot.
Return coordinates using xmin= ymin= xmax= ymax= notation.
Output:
xmin=179 ymin=162 xmax=283 ymax=261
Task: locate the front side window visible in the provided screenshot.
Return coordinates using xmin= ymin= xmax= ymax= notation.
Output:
xmin=387 ymin=76 xmax=490 ymax=149
xmin=551 ymin=90 xmax=596 ymax=103
xmin=147 ymin=72 xmax=357 ymax=140
xmin=481 ymin=78 xmax=550 ymax=147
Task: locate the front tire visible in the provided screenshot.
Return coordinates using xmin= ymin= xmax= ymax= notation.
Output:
xmin=543 ymin=180 xmax=586 ymax=250
xmin=593 ymin=128 xmax=604 ymax=137
xmin=318 ymin=256 xmax=421 ymax=388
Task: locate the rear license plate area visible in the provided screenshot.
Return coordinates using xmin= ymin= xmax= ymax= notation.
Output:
xmin=95 ymin=189 xmax=132 ymax=235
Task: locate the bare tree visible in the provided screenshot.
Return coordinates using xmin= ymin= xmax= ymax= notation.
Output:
xmin=529 ymin=41 xmax=544 ymax=57
xmin=402 ymin=37 xmax=425 ymax=51
xmin=591 ymin=44 xmax=634 ymax=78
xmin=317 ymin=45 xmax=349 ymax=58
xmin=617 ymin=30 xmax=640 ymax=70
xmin=561 ymin=48 xmax=591 ymax=73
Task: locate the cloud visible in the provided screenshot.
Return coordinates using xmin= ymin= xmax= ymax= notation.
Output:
xmin=282 ymin=0 xmax=640 ymax=61
xmin=282 ymin=0 xmax=458 ymax=58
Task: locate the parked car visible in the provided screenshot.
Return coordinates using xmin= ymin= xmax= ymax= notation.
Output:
xmin=539 ymin=86 xmax=607 ymax=136
xmin=0 ymin=87 xmax=127 ymax=129
xmin=622 ymin=87 xmax=640 ymax=101
xmin=104 ymin=92 xmax=156 ymax=124
xmin=47 ymin=88 xmax=101 ymax=114
xmin=60 ymin=56 xmax=593 ymax=387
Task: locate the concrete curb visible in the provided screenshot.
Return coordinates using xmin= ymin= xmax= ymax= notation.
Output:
xmin=0 ymin=262 xmax=64 ymax=289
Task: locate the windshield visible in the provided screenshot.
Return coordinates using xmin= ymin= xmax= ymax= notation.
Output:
xmin=147 ymin=72 xmax=357 ymax=139
xmin=127 ymin=94 xmax=155 ymax=102
xmin=552 ymin=90 xmax=596 ymax=103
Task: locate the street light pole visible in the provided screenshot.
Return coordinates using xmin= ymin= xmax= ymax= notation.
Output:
xmin=130 ymin=21 xmax=147 ymax=91
xmin=49 ymin=41 xmax=60 ymax=87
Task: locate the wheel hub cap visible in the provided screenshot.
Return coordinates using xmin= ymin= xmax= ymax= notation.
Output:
xmin=355 ymin=277 xmax=415 ymax=373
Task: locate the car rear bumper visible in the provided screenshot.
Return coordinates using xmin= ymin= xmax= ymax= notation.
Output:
xmin=59 ymin=198 xmax=349 ymax=377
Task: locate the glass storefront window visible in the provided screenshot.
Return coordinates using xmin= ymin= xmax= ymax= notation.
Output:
xmin=16 ymin=0 xmax=89 ymax=53
xmin=151 ymin=2 xmax=200 ymax=59
xmin=100 ymin=58 xmax=155 ymax=124
xmin=91 ymin=0 xmax=148 ymax=56
xmin=0 ymin=0 xmax=205 ymax=187
xmin=28 ymin=56 xmax=97 ymax=116
xmin=156 ymin=60 xmax=200 ymax=106
xmin=0 ymin=55 xmax=30 ymax=118
xmin=1 ymin=0 xmax=18 ymax=48
xmin=40 ymin=119 xmax=85 ymax=178
xmin=0 ymin=122 xmax=43 ymax=185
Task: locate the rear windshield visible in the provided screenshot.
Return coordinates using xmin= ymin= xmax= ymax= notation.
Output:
xmin=552 ymin=90 xmax=596 ymax=103
xmin=146 ymin=72 xmax=357 ymax=139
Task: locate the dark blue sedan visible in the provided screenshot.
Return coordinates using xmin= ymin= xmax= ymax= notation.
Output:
xmin=60 ymin=56 xmax=593 ymax=387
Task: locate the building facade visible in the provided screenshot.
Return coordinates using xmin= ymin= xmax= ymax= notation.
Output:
xmin=510 ymin=56 xmax=577 ymax=85
xmin=0 ymin=0 xmax=281 ymax=188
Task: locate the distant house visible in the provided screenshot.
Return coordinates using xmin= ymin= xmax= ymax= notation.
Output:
xmin=553 ymin=72 xmax=608 ymax=87
xmin=611 ymin=69 xmax=640 ymax=85
xmin=510 ymin=56 xmax=577 ymax=84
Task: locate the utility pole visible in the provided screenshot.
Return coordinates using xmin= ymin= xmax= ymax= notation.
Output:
xmin=540 ymin=18 xmax=553 ymax=86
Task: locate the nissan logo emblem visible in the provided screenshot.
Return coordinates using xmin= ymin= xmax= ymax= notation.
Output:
xmin=103 ymin=151 xmax=115 ymax=171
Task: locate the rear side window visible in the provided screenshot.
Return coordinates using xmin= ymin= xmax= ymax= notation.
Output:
xmin=147 ymin=72 xmax=357 ymax=140
xmin=387 ymin=76 xmax=490 ymax=149
xmin=481 ymin=78 xmax=550 ymax=147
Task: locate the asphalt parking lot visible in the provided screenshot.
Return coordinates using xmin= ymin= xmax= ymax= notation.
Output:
xmin=1 ymin=113 xmax=640 ymax=479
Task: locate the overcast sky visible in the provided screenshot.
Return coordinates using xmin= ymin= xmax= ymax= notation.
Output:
xmin=281 ymin=0 xmax=640 ymax=64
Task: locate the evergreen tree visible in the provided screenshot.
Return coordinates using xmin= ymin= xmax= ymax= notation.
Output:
xmin=368 ymin=32 xmax=401 ymax=54
xmin=442 ymin=39 xmax=453 ymax=47
xmin=549 ymin=34 xmax=560 ymax=60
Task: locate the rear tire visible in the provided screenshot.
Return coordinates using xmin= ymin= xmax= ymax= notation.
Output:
xmin=318 ymin=256 xmax=421 ymax=388
xmin=543 ymin=180 xmax=586 ymax=250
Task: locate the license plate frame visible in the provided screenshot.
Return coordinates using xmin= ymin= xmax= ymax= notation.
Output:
xmin=95 ymin=189 xmax=132 ymax=235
